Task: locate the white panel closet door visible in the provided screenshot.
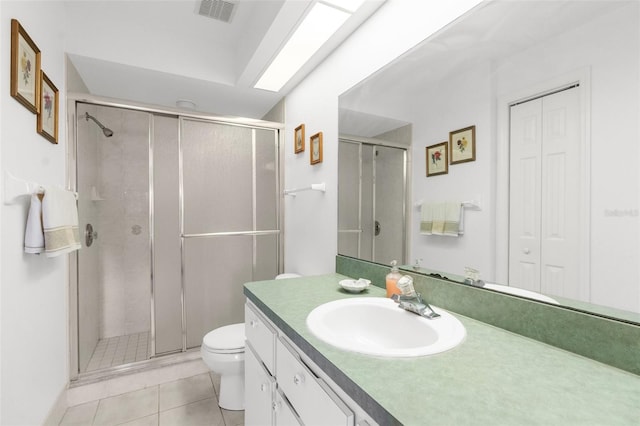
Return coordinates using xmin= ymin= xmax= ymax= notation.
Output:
xmin=509 ymin=98 xmax=543 ymax=292
xmin=540 ymin=88 xmax=581 ymax=298
xmin=509 ymin=87 xmax=582 ymax=299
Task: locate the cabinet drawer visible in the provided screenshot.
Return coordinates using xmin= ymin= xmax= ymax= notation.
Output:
xmin=276 ymin=338 xmax=354 ymax=426
xmin=245 ymin=302 xmax=276 ymax=375
xmin=274 ymin=389 xmax=302 ymax=426
xmin=245 ymin=343 xmax=276 ymax=426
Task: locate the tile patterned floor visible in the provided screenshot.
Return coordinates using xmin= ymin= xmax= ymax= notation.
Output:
xmin=59 ymin=372 xmax=244 ymax=426
xmin=84 ymin=332 xmax=150 ymax=372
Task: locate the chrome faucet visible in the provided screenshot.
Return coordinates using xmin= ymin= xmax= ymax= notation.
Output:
xmin=391 ymin=293 xmax=440 ymax=319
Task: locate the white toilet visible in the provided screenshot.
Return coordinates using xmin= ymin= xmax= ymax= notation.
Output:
xmin=200 ymin=272 xmax=301 ymax=410
xmin=201 ymin=323 xmax=246 ymax=410
xmin=275 ymin=273 xmax=301 ymax=279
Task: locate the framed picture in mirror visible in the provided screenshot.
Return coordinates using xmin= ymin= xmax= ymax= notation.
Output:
xmin=426 ymin=141 xmax=448 ymax=176
xmin=450 ymin=125 xmax=476 ymax=164
xmin=310 ymin=132 xmax=323 ymax=165
xmin=37 ymin=71 xmax=59 ymax=144
xmin=294 ymin=123 xmax=305 ymax=154
xmin=10 ymin=19 xmax=41 ymax=113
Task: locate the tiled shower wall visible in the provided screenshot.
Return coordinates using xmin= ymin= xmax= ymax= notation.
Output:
xmin=96 ymin=106 xmax=151 ymax=339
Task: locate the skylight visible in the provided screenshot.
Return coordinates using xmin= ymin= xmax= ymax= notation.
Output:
xmin=253 ymin=2 xmax=352 ymax=92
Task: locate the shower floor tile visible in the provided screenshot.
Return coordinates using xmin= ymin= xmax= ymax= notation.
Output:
xmin=85 ymin=332 xmax=149 ymax=372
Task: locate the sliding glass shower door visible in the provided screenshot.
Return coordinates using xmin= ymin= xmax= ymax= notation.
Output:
xmin=153 ymin=117 xmax=280 ymax=353
xmin=73 ymin=100 xmax=282 ymax=377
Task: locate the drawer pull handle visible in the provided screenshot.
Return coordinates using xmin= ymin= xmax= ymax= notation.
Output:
xmin=260 ymin=383 xmax=268 ymax=392
xmin=293 ymin=373 xmax=304 ymax=385
xmin=272 ymin=401 xmax=278 ymax=412
xmin=250 ymin=319 xmax=258 ymax=328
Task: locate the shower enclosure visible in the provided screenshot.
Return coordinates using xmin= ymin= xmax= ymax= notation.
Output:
xmin=68 ymin=99 xmax=282 ymax=379
xmin=337 ymin=138 xmax=407 ymax=265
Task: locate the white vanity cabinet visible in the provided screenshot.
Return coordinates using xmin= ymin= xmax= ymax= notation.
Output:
xmin=245 ymin=301 xmax=364 ymax=426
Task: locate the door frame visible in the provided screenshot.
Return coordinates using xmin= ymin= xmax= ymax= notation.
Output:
xmin=495 ymin=68 xmax=591 ymax=298
xmin=67 ymin=93 xmax=284 ymax=382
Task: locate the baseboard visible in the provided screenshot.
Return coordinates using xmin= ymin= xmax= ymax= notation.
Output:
xmin=66 ymin=357 xmax=209 ymax=407
xmin=42 ymin=384 xmax=68 ymax=426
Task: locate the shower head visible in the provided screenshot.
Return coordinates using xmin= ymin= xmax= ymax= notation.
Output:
xmin=84 ymin=112 xmax=114 ymax=138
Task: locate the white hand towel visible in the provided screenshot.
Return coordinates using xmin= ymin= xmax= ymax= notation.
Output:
xmin=443 ymin=202 xmax=463 ymax=237
xmin=420 ymin=202 xmax=433 ymax=235
xmin=24 ymin=194 xmax=45 ymax=254
xmin=41 ymin=187 xmax=81 ymax=257
xmin=431 ymin=203 xmax=445 ymax=235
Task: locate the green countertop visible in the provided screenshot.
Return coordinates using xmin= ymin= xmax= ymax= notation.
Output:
xmin=244 ymin=274 xmax=640 ymax=425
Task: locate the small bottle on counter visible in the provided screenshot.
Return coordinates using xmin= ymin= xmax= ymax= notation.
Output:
xmin=386 ymin=260 xmax=402 ymax=297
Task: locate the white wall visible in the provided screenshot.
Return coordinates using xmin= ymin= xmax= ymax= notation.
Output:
xmin=0 ymin=1 xmax=69 ymax=424
xmin=408 ymin=63 xmax=494 ymax=277
xmin=284 ymin=0 xmax=483 ymax=275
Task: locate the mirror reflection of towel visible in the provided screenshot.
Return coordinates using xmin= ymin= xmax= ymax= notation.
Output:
xmin=420 ymin=202 xmax=463 ymax=237
xmin=443 ymin=202 xmax=463 ymax=237
xmin=420 ymin=202 xmax=433 ymax=235
xmin=432 ymin=204 xmax=445 ymax=235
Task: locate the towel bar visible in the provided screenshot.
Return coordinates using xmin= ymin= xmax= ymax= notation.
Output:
xmin=4 ymin=171 xmax=78 ymax=205
xmin=284 ymin=182 xmax=326 ymax=197
xmin=414 ymin=199 xmax=481 ymax=211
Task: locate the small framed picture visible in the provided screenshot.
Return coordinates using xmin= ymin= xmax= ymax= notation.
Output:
xmin=37 ymin=71 xmax=59 ymax=144
xmin=449 ymin=125 xmax=476 ymax=164
xmin=310 ymin=132 xmax=323 ymax=165
xmin=294 ymin=124 xmax=305 ymax=154
xmin=426 ymin=142 xmax=448 ymax=176
xmin=10 ymin=19 xmax=41 ymax=113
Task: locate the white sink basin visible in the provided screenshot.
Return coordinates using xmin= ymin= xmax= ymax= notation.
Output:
xmin=483 ymin=283 xmax=559 ymax=304
xmin=306 ymin=297 xmax=465 ymax=358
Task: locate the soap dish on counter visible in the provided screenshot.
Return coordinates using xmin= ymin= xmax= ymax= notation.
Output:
xmin=339 ymin=279 xmax=371 ymax=293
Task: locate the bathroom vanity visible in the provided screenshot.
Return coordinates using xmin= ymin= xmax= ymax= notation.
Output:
xmin=244 ymin=274 xmax=640 ymax=425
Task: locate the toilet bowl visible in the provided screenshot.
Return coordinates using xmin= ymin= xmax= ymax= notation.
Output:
xmin=201 ymin=323 xmax=245 ymax=410
xmin=201 ymin=274 xmax=300 ymax=410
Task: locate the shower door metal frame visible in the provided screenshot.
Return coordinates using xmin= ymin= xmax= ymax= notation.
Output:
xmin=67 ymin=93 xmax=284 ymax=383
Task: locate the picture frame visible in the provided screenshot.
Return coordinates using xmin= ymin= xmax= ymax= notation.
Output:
xmin=10 ymin=19 xmax=41 ymax=113
xmin=294 ymin=124 xmax=305 ymax=154
xmin=310 ymin=132 xmax=323 ymax=165
xmin=37 ymin=71 xmax=59 ymax=144
xmin=426 ymin=141 xmax=448 ymax=176
xmin=449 ymin=125 xmax=476 ymax=164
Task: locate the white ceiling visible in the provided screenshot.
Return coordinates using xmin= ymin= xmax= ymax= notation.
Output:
xmin=339 ymin=0 xmax=630 ymax=135
xmin=64 ymin=0 xmax=385 ymax=119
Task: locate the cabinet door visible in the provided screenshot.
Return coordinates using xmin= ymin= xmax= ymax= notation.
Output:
xmin=245 ymin=343 xmax=275 ymax=426
xmin=276 ymin=338 xmax=354 ymax=426
xmin=274 ymin=389 xmax=302 ymax=426
xmin=245 ymin=303 xmax=276 ymax=374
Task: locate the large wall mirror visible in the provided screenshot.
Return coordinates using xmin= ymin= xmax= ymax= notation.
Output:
xmin=338 ymin=0 xmax=639 ymax=324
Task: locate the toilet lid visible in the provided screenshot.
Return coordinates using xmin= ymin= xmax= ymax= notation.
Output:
xmin=202 ymin=323 xmax=245 ymax=352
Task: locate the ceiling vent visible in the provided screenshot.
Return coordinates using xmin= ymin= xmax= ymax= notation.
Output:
xmin=197 ymin=0 xmax=236 ymax=23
